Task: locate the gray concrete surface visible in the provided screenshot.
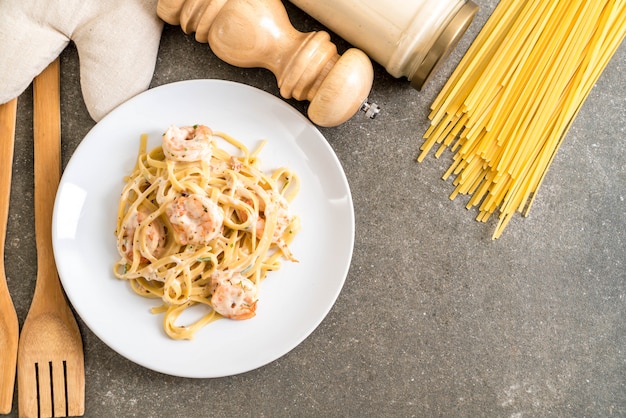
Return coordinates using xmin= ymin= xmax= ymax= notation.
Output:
xmin=5 ymin=1 xmax=625 ymax=416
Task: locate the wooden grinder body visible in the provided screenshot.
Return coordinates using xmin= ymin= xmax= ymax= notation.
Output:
xmin=158 ymin=0 xmax=375 ymax=127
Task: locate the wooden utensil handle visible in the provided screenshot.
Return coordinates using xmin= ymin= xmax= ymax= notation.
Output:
xmin=158 ymin=0 xmax=376 ymax=127
xmin=0 ymin=98 xmax=17 ymax=252
xmin=32 ymin=59 xmax=63 ymax=302
xmin=0 ymin=97 xmax=18 ymax=415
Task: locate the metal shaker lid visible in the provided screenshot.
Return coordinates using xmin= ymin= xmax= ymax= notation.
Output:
xmin=410 ymin=0 xmax=478 ymax=90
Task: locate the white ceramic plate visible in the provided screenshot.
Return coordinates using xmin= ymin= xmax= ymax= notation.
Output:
xmin=52 ymin=80 xmax=354 ymax=378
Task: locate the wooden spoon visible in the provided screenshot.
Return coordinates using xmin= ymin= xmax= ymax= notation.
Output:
xmin=0 ymin=97 xmax=19 ymax=414
xmin=17 ymin=58 xmax=85 ymax=418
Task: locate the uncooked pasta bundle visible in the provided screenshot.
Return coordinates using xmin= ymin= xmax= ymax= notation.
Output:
xmin=419 ymin=0 xmax=626 ymax=239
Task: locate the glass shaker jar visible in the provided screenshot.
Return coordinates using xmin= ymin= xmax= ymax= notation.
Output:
xmin=288 ymin=0 xmax=478 ymax=89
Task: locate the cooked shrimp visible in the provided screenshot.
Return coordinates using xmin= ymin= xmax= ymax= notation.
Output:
xmin=166 ymin=193 xmax=224 ymax=245
xmin=263 ymin=191 xmax=299 ymax=261
xmin=210 ymin=271 xmax=258 ymax=320
xmin=234 ymin=190 xmax=297 ymax=261
xmin=258 ymin=191 xmax=292 ymax=240
xmin=162 ymin=124 xmax=213 ymax=162
xmin=235 ymin=191 xmax=292 ymax=239
xmin=230 ymin=156 xmax=243 ymax=172
xmin=118 ymin=206 xmax=166 ymax=262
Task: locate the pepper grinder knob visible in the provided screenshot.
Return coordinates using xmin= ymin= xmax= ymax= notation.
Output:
xmin=158 ymin=0 xmax=376 ymax=127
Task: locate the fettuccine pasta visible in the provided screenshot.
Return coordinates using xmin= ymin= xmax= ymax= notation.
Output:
xmin=419 ymin=0 xmax=625 ymax=239
xmin=114 ymin=124 xmax=300 ymax=340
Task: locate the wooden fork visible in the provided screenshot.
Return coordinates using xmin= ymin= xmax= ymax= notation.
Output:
xmin=0 ymin=97 xmax=19 ymax=414
xmin=17 ymin=59 xmax=85 ymax=417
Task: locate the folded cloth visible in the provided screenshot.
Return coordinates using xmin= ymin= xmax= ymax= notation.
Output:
xmin=0 ymin=0 xmax=163 ymax=121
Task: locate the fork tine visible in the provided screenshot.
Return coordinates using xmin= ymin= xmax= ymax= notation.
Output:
xmin=51 ymin=361 xmax=67 ymax=417
xmin=17 ymin=362 xmax=38 ymax=418
xmin=37 ymin=362 xmax=53 ymax=418
xmin=65 ymin=361 xmax=84 ymax=416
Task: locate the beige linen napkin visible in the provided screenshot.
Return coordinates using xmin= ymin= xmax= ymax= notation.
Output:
xmin=0 ymin=0 xmax=163 ymax=121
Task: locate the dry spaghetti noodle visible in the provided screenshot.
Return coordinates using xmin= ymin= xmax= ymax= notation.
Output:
xmin=419 ymin=0 xmax=626 ymax=239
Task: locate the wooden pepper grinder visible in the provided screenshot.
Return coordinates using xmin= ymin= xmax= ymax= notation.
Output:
xmin=157 ymin=0 xmax=380 ymax=127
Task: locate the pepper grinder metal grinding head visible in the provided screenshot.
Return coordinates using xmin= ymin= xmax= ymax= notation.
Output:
xmin=157 ymin=0 xmax=380 ymax=127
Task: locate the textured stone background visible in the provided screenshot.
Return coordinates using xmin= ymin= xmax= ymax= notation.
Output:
xmin=5 ymin=0 xmax=624 ymax=416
